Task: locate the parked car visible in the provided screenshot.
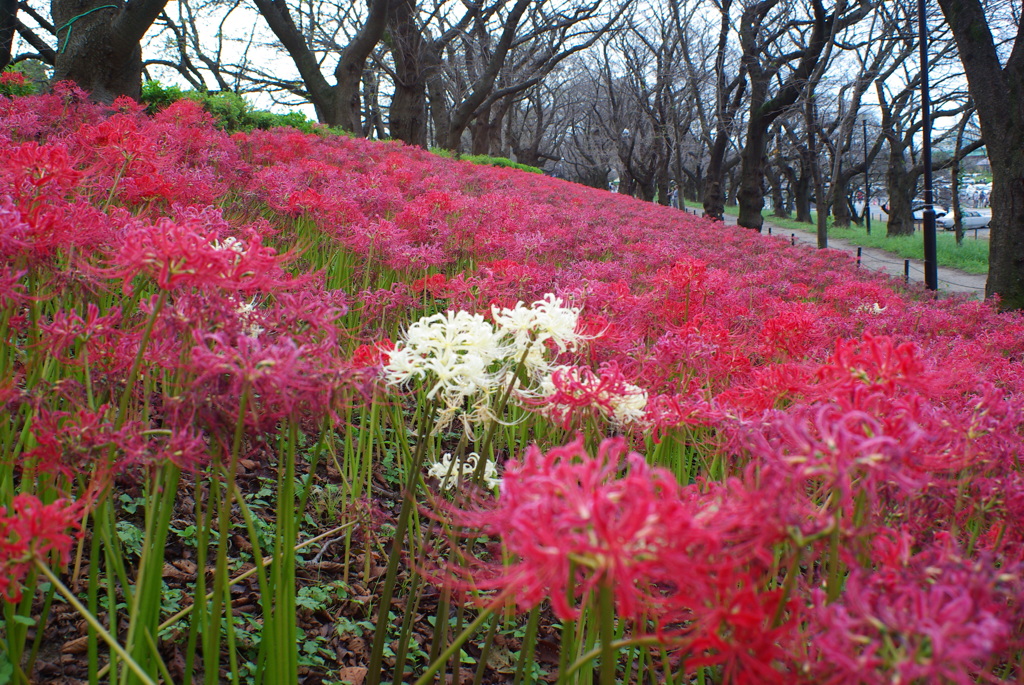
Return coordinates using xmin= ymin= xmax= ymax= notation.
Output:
xmin=938 ymin=210 xmax=989 ymax=231
xmin=911 ymin=203 xmax=948 ymax=220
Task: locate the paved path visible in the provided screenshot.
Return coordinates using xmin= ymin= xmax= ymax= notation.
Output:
xmin=715 ymin=213 xmax=988 ymax=297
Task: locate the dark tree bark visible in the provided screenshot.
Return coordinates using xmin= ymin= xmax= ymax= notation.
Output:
xmin=385 ymin=0 xmax=428 ymax=146
xmin=0 ymin=0 xmax=16 ymax=69
xmin=884 ymin=149 xmax=917 ymax=236
xmin=765 ymin=156 xmax=789 ymax=217
xmin=936 ymin=0 xmax=1024 ymax=308
xmin=50 ymin=0 xmax=168 ymax=102
xmin=735 ymin=0 xmax=871 ymax=232
xmin=252 ymin=0 xmax=392 ymax=132
xmin=695 ymin=0 xmax=746 ymax=220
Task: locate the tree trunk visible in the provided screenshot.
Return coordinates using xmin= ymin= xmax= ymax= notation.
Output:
xmin=765 ymin=163 xmax=788 ymax=217
xmin=0 ymin=0 xmax=16 ymax=70
xmin=50 ymin=0 xmax=166 ymax=103
xmin=656 ymin=177 xmax=670 ymax=206
xmin=736 ymin=115 xmax=767 ymax=231
xmin=832 ymin=175 xmax=852 ymax=228
xmin=425 ymin=47 xmax=450 ymax=148
xmin=387 ymin=0 xmax=427 ymax=147
xmin=985 ymin=144 xmax=1024 ymax=306
xmin=332 ymin=59 xmax=366 ymax=134
xmin=702 ymin=133 xmax=730 ymax=219
xmin=885 ymin=152 xmax=916 ymax=237
xmin=618 ymin=171 xmax=637 ymax=197
xmin=806 ymin=98 xmax=827 ymax=248
xmin=788 ymin=164 xmax=811 ymax=223
xmin=951 ymin=142 xmax=963 ymax=246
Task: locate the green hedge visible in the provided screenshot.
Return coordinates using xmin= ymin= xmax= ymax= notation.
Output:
xmin=430 ymin=148 xmax=543 ymax=174
xmin=141 ymin=80 xmax=323 ymax=134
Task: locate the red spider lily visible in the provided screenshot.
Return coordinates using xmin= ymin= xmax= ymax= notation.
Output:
xmin=39 ymin=303 xmax=122 ymax=360
xmin=23 ymin=404 xmax=141 ymax=477
xmin=0 ymin=495 xmax=81 ymax=602
xmin=107 ymin=213 xmax=292 ymax=293
xmin=187 ymin=331 xmax=350 ymax=433
xmin=535 ymin=362 xmax=647 ymax=430
xmin=436 ymin=437 xmax=693 ymax=620
xmin=806 ymin=542 xmax=1022 ymax=684
xmin=0 ymin=71 xmax=27 ymax=88
xmin=7 ymin=141 xmax=82 ymax=191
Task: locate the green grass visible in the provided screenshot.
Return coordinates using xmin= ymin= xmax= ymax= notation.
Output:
xmin=681 ymin=200 xmax=989 ymax=274
xmin=429 ymin=148 xmax=543 ymax=174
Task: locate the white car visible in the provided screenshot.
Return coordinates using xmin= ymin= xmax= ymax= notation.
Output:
xmin=911 ymin=204 xmax=948 ymax=220
xmin=939 ymin=210 xmax=989 ymax=231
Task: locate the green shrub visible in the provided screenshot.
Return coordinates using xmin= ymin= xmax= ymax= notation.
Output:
xmin=429 ymin=148 xmax=543 ymax=174
xmin=0 ymin=69 xmax=36 ymax=97
xmin=140 ymin=79 xmax=184 ymax=113
xmin=140 ymin=80 xmax=320 ymax=133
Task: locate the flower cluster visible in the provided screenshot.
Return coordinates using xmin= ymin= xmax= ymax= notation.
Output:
xmin=439 ymin=438 xmax=690 ymax=619
xmin=382 ymin=294 xmax=586 ymax=432
xmin=426 ymin=452 xmax=500 ymax=490
xmin=0 ymin=495 xmax=81 ymax=602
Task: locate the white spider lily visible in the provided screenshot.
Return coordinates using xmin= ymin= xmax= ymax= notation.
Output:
xmin=427 ymin=452 xmax=500 ymax=490
xmin=492 ymin=294 xmax=583 ymax=375
xmin=384 ymin=310 xmax=508 ymax=430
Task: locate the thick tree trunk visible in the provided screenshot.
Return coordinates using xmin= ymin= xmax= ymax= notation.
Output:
xmin=885 ymin=152 xmax=917 ymax=237
xmin=656 ymin=177 xmax=670 ymax=206
xmin=832 ymin=175 xmax=852 ymax=228
xmin=783 ymin=163 xmax=811 ymax=223
xmin=618 ymin=171 xmax=637 ymax=197
xmin=425 ymin=48 xmax=450 ymax=148
xmin=575 ymin=166 xmax=610 ymax=189
xmin=702 ymin=133 xmax=730 ymax=219
xmin=332 ymin=58 xmax=366 ymax=134
xmin=765 ymin=164 xmax=788 ymax=217
xmin=50 ymin=1 xmax=160 ymax=103
xmin=986 ymin=145 xmax=1024 ymax=307
xmin=935 ymin=0 xmax=1024 ymax=308
xmin=0 ymin=0 xmax=16 ymax=70
xmin=737 ymin=116 xmax=767 ymax=231
xmin=387 ymin=0 xmax=427 ymax=147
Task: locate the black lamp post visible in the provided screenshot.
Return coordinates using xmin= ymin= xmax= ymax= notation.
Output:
xmin=862 ymin=118 xmax=871 ymax=235
xmin=918 ymin=0 xmax=938 ymax=291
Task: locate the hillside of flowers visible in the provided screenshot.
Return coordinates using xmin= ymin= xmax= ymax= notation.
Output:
xmin=2 ymin=83 xmax=1023 ymax=685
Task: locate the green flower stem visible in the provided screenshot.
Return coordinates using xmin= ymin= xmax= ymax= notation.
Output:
xmin=562 ymin=636 xmax=665 ymax=682
xmin=115 ymin=290 xmax=167 ymax=430
xmin=475 ymin=346 xmax=531 ymax=471
xmin=414 ymin=605 xmax=496 ymax=685
xmin=471 ymin=611 xmax=501 ymax=685
xmin=34 ymin=558 xmax=156 ymax=685
xmin=598 ymin=581 xmax=615 ymax=685
xmin=512 ymin=606 xmax=541 ymax=685
xmin=366 ymin=399 xmax=437 ymax=685
xmin=122 ymin=463 xmax=181 ymax=685
xmin=206 ymin=385 xmax=250 ymax=685
xmin=772 ymin=546 xmax=804 ymax=627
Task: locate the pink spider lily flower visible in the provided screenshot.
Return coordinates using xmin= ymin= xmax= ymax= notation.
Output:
xmin=533 ymin=363 xmax=649 ymax=430
xmin=0 ymin=495 xmax=81 ymax=602
xmin=806 ymin=542 xmax=1021 ymax=684
xmin=435 ymin=437 xmax=691 ymax=621
xmin=107 ymin=214 xmax=292 ymax=294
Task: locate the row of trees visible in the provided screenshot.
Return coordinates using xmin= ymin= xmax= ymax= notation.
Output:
xmin=3 ymin=0 xmax=1023 ymax=306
